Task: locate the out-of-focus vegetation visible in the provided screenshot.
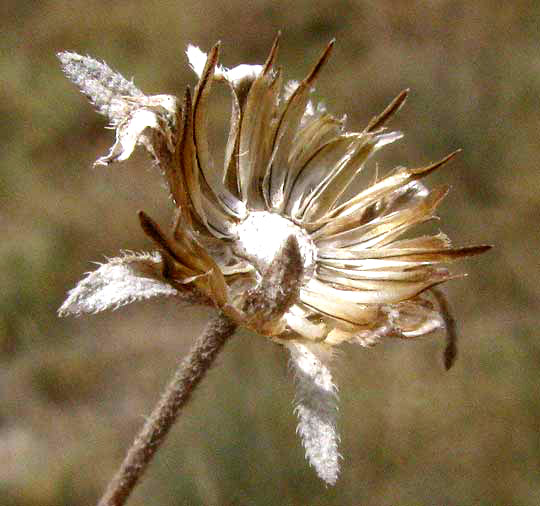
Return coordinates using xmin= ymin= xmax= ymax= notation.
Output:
xmin=3 ymin=1 xmax=539 ymax=505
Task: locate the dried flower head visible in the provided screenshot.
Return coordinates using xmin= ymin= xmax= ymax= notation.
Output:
xmin=58 ymin=36 xmax=490 ymax=485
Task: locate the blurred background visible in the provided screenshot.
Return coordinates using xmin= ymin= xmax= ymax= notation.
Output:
xmin=3 ymin=1 xmax=539 ymax=505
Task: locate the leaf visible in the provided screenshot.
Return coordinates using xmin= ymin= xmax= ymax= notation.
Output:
xmin=58 ymin=51 xmax=143 ymax=126
xmin=286 ymin=341 xmax=340 ymax=485
xmin=58 ymin=252 xmax=179 ymax=316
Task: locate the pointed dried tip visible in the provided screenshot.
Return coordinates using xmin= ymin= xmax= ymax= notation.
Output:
xmin=138 ymin=210 xmax=179 ymax=261
xmin=263 ymin=32 xmax=281 ymax=73
xmin=138 ymin=210 xmax=161 ymax=241
xmin=366 ymin=88 xmax=409 ymax=132
xmin=305 ymin=39 xmax=335 ymax=85
xmin=411 ymin=149 xmax=462 ymax=178
xmin=193 ymin=42 xmax=220 ymax=95
xmin=204 ymin=42 xmax=221 ymax=75
xmin=430 ymin=286 xmax=458 ymax=370
xmin=456 ymin=244 xmax=492 ymax=257
xmin=444 ymin=336 xmax=457 ymax=370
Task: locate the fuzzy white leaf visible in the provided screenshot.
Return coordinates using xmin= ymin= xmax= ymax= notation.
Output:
xmin=286 ymin=341 xmax=340 ymax=485
xmin=57 ymin=51 xmax=143 ymax=126
xmin=59 ymin=252 xmax=178 ymax=316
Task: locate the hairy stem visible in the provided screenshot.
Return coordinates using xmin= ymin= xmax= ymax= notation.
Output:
xmin=97 ymin=312 xmax=237 ymax=506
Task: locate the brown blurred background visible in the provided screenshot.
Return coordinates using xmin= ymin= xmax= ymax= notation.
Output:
xmin=3 ymin=1 xmax=539 ymax=505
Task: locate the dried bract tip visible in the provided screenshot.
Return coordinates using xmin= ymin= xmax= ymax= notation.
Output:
xmin=305 ymin=39 xmax=335 ymax=85
xmin=430 ymin=286 xmax=459 ymax=370
xmin=366 ymin=88 xmax=409 ymax=133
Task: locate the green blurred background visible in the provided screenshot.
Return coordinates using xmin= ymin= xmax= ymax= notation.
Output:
xmin=3 ymin=1 xmax=539 ymax=505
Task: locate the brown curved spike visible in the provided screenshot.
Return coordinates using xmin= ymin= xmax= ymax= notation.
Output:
xmin=410 ymin=149 xmax=462 ymax=178
xmin=263 ymin=32 xmax=281 ymax=74
xmin=452 ymin=244 xmax=492 ymax=257
xmin=304 ymin=39 xmax=335 ymax=85
xmin=207 ymin=41 xmax=221 ymax=67
xmin=195 ymin=42 xmax=220 ymax=101
xmin=430 ymin=286 xmax=458 ymax=370
xmin=366 ymin=89 xmax=409 ymax=133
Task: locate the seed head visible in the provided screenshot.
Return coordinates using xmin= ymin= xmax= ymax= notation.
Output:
xmin=58 ymin=36 xmax=490 ymax=484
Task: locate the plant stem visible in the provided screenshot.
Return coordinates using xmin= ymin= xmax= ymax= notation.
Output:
xmin=97 ymin=312 xmax=237 ymax=506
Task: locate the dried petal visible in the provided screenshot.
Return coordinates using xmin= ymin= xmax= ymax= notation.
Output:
xmin=94 ymin=109 xmax=161 ymax=166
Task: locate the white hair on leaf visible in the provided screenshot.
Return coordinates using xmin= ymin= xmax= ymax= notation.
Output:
xmin=58 ymin=252 xmax=179 ymax=316
xmin=286 ymin=340 xmax=340 ymax=485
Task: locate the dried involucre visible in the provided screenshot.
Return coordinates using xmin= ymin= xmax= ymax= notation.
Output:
xmin=58 ymin=36 xmax=490 ymax=484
